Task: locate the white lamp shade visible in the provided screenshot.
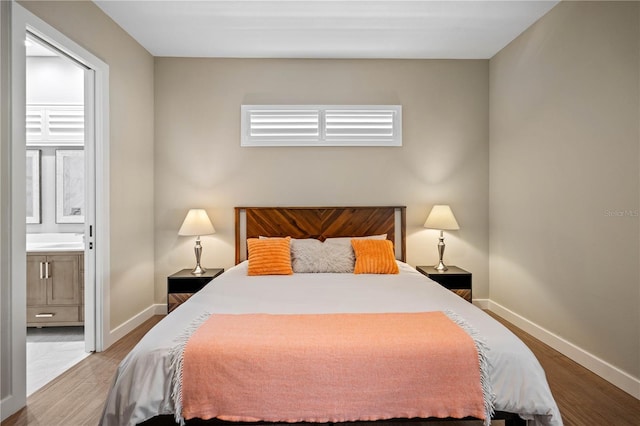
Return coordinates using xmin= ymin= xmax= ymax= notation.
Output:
xmin=424 ymin=205 xmax=460 ymax=231
xmin=178 ymin=209 xmax=216 ymax=236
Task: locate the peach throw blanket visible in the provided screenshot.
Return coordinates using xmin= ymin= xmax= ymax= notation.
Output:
xmin=177 ymin=312 xmax=490 ymax=424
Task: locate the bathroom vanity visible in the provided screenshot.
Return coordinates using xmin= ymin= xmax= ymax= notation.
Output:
xmin=26 ymin=234 xmax=84 ymax=327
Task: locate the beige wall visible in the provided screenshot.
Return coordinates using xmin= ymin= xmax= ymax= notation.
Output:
xmin=19 ymin=0 xmax=155 ymax=330
xmin=154 ymin=58 xmax=489 ymax=303
xmin=490 ymin=0 xmax=639 ymax=380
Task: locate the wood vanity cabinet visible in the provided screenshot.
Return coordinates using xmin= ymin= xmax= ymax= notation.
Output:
xmin=27 ymin=252 xmax=84 ymax=327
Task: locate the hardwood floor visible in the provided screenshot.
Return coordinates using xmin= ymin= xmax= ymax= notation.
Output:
xmin=487 ymin=312 xmax=640 ymax=426
xmin=3 ymin=312 xmax=639 ymax=426
xmin=3 ymin=316 xmax=163 ymax=426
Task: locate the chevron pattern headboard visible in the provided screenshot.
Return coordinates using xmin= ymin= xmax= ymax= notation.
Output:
xmin=234 ymin=206 xmax=406 ymax=264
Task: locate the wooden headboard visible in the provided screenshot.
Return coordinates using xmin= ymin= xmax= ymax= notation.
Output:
xmin=235 ymin=206 xmax=406 ymax=264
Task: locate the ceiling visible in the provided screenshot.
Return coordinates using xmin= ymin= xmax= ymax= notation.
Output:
xmin=93 ymin=0 xmax=559 ymax=59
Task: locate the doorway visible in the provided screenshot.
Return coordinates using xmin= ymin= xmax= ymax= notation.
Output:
xmin=1 ymin=3 xmax=110 ymax=418
xmin=24 ymin=34 xmax=90 ymax=395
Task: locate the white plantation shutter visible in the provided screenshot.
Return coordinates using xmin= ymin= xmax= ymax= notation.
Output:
xmin=248 ymin=109 xmax=319 ymax=140
xmin=325 ymin=109 xmax=397 ymax=144
xmin=46 ymin=108 xmax=84 ymax=140
xmin=242 ymin=105 xmax=401 ymax=147
xmin=26 ymin=108 xmax=44 ymax=140
xmin=26 ymin=105 xmax=84 ymax=145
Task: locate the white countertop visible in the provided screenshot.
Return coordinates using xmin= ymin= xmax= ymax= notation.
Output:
xmin=26 ymin=233 xmax=85 ymax=252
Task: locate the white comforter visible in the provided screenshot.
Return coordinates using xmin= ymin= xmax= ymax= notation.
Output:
xmin=100 ymin=262 xmax=562 ymax=426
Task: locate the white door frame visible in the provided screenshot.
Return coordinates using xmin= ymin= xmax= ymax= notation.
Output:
xmin=1 ymin=2 xmax=110 ymax=418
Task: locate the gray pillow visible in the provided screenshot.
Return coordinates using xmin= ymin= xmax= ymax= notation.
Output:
xmin=291 ymin=238 xmax=355 ymax=273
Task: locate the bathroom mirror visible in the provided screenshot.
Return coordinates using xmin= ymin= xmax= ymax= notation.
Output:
xmin=26 ymin=149 xmax=41 ymax=224
xmin=55 ymin=149 xmax=84 ymax=223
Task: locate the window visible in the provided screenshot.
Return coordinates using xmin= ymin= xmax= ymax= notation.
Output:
xmin=27 ymin=105 xmax=84 ymax=145
xmin=241 ymin=105 xmax=402 ymax=147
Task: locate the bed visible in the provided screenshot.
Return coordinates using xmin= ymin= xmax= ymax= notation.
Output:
xmin=100 ymin=206 xmax=562 ymax=426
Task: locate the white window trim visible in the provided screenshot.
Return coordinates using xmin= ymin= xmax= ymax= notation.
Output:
xmin=241 ymin=105 xmax=402 ymax=147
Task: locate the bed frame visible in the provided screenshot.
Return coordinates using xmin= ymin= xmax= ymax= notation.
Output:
xmin=144 ymin=206 xmax=526 ymax=426
xmin=231 ymin=206 xmax=526 ymax=426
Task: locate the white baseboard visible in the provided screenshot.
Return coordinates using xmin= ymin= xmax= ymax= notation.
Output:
xmin=106 ymin=303 xmax=167 ymax=347
xmin=489 ymin=300 xmax=640 ymax=400
xmin=1 ymin=394 xmax=25 ymax=422
xmin=472 ymin=298 xmax=489 ymax=309
xmin=154 ymin=303 xmax=168 ymax=315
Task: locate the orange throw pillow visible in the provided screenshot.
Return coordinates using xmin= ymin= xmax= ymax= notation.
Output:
xmin=351 ymin=239 xmax=399 ymax=274
xmin=247 ymin=237 xmax=293 ymax=276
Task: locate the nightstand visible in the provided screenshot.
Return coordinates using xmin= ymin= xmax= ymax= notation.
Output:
xmin=167 ymin=268 xmax=224 ymax=313
xmin=416 ymin=265 xmax=472 ymax=302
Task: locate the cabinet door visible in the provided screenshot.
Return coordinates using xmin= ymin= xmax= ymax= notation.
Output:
xmin=47 ymin=254 xmax=80 ymax=305
xmin=26 ymin=255 xmax=47 ymax=306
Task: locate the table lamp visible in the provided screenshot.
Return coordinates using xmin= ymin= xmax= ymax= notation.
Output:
xmin=424 ymin=205 xmax=459 ymax=271
xmin=179 ymin=209 xmax=215 ymax=275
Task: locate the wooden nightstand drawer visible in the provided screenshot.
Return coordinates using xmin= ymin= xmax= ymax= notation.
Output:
xmin=416 ymin=265 xmax=472 ymax=302
xmin=168 ymin=293 xmax=197 ymax=313
xmin=451 ymin=289 xmax=471 ymax=301
xmin=167 ymin=268 xmax=224 ymax=313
